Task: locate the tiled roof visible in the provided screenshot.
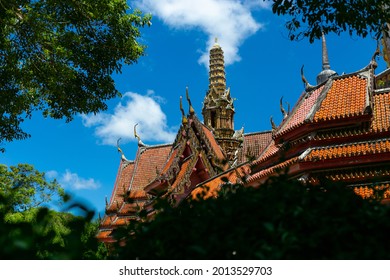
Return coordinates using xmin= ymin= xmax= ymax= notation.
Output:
xmin=274 ymin=73 xmax=369 ymax=142
xmin=190 ymin=164 xmax=250 ymax=200
xmin=201 ymin=123 xmax=225 ymax=160
xmin=250 ymin=140 xmax=281 ymax=167
xmin=120 ymin=201 xmax=146 ymax=214
xmin=96 ymin=230 xmax=113 ymax=241
xmin=327 ymin=168 xmax=390 ymax=182
xmin=313 ymin=75 xmax=368 ymax=122
xmin=106 ymin=161 xmax=135 ymax=212
xmin=371 ymin=91 xmax=390 ymax=133
xmin=277 ymin=86 xmax=324 ymax=137
xmin=303 ymin=139 xmax=390 ymax=162
xmin=130 ymin=144 xmax=172 ymax=194
xmin=354 ymin=184 xmax=390 ymax=199
xmin=248 ymin=157 xmax=299 ymax=183
xmin=98 ymin=144 xmax=172 ymax=241
xmin=114 ymin=217 xmax=129 ymax=226
xmin=160 ymin=148 xmax=178 ymax=174
xmin=238 ymin=131 xmax=272 ymax=163
xmin=170 ymin=159 xmax=191 ymax=191
xmin=101 ymin=215 xmax=113 ymax=227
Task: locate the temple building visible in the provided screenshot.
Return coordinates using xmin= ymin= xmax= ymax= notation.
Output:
xmin=97 ymin=36 xmax=390 ymax=243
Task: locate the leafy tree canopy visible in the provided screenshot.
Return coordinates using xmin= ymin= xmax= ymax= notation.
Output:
xmin=0 ymin=163 xmax=64 ymax=213
xmin=270 ymin=0 xmax=390 ymax=42
xmin=0 ymin=0 xmax=151 ymax=147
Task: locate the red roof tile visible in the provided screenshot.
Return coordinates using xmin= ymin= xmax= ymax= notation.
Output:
xmin=127 ymin=144 xmax=171 ymax=198
xmin=277 ymin=86 xmax=323 ymax=137
xmin=238 ymin=131 xmax=272 ymax=163
xmin=106 ymin=161 xmax=135 ymax=212
xmin=250 ymin=140 xmax=281 ymax=166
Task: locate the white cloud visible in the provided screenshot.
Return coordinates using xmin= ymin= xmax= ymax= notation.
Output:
xmin=135 ymin=0 xmax=269 ymax=66
xmin=61 ymin=170 xmax=101 ymax=190
xmin=45 ymin=170 xmax=59 ymax=180
xmin=81 ymin=91 xmax=177 ymax=145
xmin=46 ymin=170 xmax=100 ymax=190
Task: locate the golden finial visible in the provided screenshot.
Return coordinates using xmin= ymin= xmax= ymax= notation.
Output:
xmin=180 ymin=96 xmax=188 ymax=125
xmin=280 ymin=97 xmax=288 ymax=119
xmin=134 ymin=123 xmax=146 ymax=147
xmin=117 ymin=138 xmax=129 ymax=161
xmin=270 ymin=116 xmax=277 ymax=131
xmin=186 ymin=87 xmax=195 ymax=115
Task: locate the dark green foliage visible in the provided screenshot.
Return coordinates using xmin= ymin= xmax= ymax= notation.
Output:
xmin=111 ymin=175 xmax=390 ymax=259
xmin=0 ymin=0 xmax=151 ymax=147
xmin=270 ymin=0 xmax=390 ymax=42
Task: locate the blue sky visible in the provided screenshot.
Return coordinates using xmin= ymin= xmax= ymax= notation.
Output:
xmin=1 ymin=0 xmax=387 ymax=217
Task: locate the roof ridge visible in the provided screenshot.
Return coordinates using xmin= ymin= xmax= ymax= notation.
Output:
xmin=142 ymin=142 xmax=173 ymax=149
xmin=244 ymin=130 xmax=272 ymax=136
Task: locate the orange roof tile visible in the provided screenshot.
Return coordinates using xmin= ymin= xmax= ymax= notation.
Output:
xmin=313 ymin=75 xmax=368 ymax=122
xmin=190 ymin=165 xmax=250 ymax=200
xmin=120 ymin=201 xmax=146 ymax=214
xmin=112 ymin=217 xmax=130 ymax=227
xmin=96 ymin=230 xmax=113 ymax=240
xmin=170 ymin=159 xmax=191 ymax=191
xmin=160 ymin=148 xmax=178 ymax=174
xmin=101 ymin=215 xmax=113 ymax=227
xmin=371 ymin=91 xmax=390 ymax=133
xmin=248 ymin=156 xmax=299 ymax=183
xmin=354 ymin=184 xmax=390 ymax=199
xmin=201 ymin=123 xmax=225 ymax=160
xmin=303 ymin=139 xmax=390 ymax=162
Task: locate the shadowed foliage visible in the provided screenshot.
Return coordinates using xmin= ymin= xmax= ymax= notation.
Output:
xmin=110 ymin=174 xmax=390 ymax=259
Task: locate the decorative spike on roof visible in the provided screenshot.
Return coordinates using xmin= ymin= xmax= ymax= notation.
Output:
xmin=186 ymin=87 xmax=195 ymax=115
xmin=116 ymin=138 xmax=130 ymax=162
xmin=316 ymin=33 xmax=337 ymax=84
xmin=300 ymin=65 xmax=316 ymax=91
xmin=134 ymin=123 xmax=146 ymax=147
xmin=321 ymin=33 xmax=331 ymax=71
xmin=180 ymin=96 xmax=188 ymax=125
